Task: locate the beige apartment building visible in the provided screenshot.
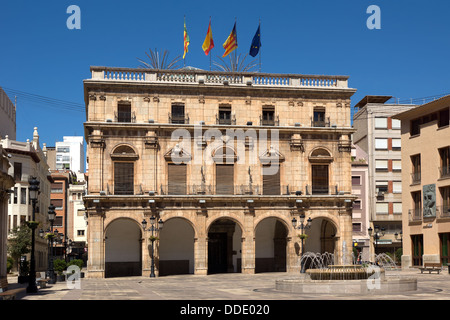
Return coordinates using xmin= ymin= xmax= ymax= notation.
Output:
xmin=83 ymin=66 xmax=357 ymax=278
xmin=394 ymin=95 xmax=450 ymax=268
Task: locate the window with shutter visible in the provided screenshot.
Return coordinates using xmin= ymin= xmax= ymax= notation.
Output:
xmin=216 ymin=165 xmax=234 ymax=195
xmin=311 ymin=165 xmax=328 ymax=195
xmin=114 ymin=162 xmax=134 ymax=195
xmin=168 ymin=164 xmax=187 ymax=195
xmin=263 ymin=165 xmax=280 ymax=195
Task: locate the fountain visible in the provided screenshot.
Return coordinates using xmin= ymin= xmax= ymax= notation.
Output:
xmin=275 ymin=244 xmax=417 ymax=294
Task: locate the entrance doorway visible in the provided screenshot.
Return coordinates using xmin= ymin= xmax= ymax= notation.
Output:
xmin=255 ymin=218 xmax=288 ymax=273
xmin=105 ymin=218 xmax=142 ymax=278
xmin=208 ymin=218 xmax=242 ymax=274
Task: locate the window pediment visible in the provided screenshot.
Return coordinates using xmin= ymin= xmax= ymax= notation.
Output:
xmin=164 ymin=144 xmax=191 ymax=163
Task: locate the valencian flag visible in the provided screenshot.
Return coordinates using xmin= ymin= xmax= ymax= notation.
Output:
xmin=249 ymin=24 xmax=261 ymax=57
xmin=202 ymin=18 xmax=214 ymax=55
xmin=222 ymin=22 xmax=238 ymax=57
xmin=183 ymin=17 xmax=190 ymax=59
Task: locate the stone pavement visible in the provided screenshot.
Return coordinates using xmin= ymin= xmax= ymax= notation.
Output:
xmin=6 ymin=268 xmax=450 ymax=301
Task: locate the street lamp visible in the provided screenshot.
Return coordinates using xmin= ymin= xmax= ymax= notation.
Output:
xmin=292 ymin=214 xmax=312 ymax=273
xmin=27 ymin=176 xmax=40 ymax=293
xmin=47 ymin=204 xmax=56 ymax=284
xmin=368 ymin=225 xmax=385 ymax=264
xmin=142 ymin=216 xmax=164 ymax=277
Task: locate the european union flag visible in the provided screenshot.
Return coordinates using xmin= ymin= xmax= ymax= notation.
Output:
xmin=249 ymin=24 xmax=261 ymax=57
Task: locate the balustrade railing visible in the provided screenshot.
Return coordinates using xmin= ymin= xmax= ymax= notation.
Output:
xmin=90 ymin=66 xmax=350 ymax=89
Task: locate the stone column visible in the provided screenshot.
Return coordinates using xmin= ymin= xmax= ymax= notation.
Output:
xmin=86 ymin=210 xmax=105 ymax=278
xmin=194 ymin=210 xmax=208 ymax=275
xmin=241 ymin=210 xmax=255 ymax=274
xmin=338 ymin=206 xmax=353 ymax=265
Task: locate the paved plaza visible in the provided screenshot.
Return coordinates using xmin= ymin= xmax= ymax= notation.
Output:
xmin=5 ymin=268 xmax=450 ymax=301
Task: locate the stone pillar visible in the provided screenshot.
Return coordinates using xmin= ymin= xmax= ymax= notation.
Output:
xmin=194 ymin=237 xmax=208 ymax=275
xmin=194 ymin=210 xmax=208 ymax=275
xmin=286 ymin=236 xmax=300 ymax=273
xmin=86 ymin=211 xmax=105 ymax=278
xmin=241 ymin=211 xmax=255 ymax=274
xmin=338 ymin=206 xmax=353 ymax=265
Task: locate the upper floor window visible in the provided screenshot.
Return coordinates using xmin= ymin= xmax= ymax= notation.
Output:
xmin=218 ymin=105 xmax=232 ymax=125
xmin=439 ymin=108 xmax=450 ymax=128
xmin=261 ymin=106 xmax=275 ymax=126
xmin=391 ymin=119 xmax=401 ymax=130
xmin=375 ymin=138 xmax=388 ymax=150
xmin=312 ymin=108 xmax=327 ymax=127
xmin=411 ymin=154 xmax=421 ymax=184
xmin=439 ymin=146 xmax=450 ymax=178
xmin=117 ymin=103 xmax=132 ymax=123
xmin=171 ymin=104 xmax=186 ymax=124
xmin=374 ymin=117 xmax=387 ymax=129
xmin=13 ymin=162 xmax=22 ymax=181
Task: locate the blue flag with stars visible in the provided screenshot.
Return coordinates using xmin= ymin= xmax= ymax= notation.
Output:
xmin=249 ymin=24 xmax=261 ymax=57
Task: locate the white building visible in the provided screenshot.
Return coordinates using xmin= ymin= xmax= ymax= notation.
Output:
xmin=55 ymin=136 xmax=85 ymax=173
xmin=1 ymin=128 xmax=52 ymax=271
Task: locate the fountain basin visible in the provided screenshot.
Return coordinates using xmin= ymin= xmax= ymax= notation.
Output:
xmin=276 ymin=275 xmax=417 ymax=294
xmin=306 ymin=265 xmax=385 ymax=280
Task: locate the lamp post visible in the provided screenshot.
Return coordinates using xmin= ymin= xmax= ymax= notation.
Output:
xmin=292 ymin=214 xmax=312 ymax=273
xmin=47 ymin=204 xmax=56 ymax=284
xmin=26 ymin=176 xmax=40 ymax=293
xmin=368 ymin=225 xmax=385 ymax=264
xmin=142 ymin=216 xmax=164 ymax=277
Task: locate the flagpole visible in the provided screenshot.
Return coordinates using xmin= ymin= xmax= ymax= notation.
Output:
xmin=259 ymin=19 xmax=262 ymax=73
xmin=209 ymin=17 xmax=212 ymax=71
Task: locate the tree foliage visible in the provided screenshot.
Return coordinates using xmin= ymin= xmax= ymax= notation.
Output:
xmin=7 ymin=226 xmax=31 ymax=262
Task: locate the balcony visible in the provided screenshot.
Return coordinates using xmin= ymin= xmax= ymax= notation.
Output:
xmin=411 ymin=172 xmax=421 ymax=184
xmin=106 ymin=184 xmax=144 ymax=196
xmin=409 ymin=208 xmax=422 ymax=222
xmin=439 ymin=205 xmax=450 ymax=218
xmin=439 ymin=165 xmax=450 ymax=179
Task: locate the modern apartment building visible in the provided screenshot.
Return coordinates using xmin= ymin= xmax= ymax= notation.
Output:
xmin=353 ymin=96 xmax=416 ymax=257
xmin=394 ymin=95 xmax=450 ymax=268
xmin=351 ymin=144 xmax=370 ymax=261
xmin=55 ymin=136 xmax=85 ymax=173
xmin=83 ymin=66 xmax=357 ymax=278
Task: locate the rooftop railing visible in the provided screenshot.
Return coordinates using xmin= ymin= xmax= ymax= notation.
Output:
xmin=90 ymin=66 xmax=350 ymax=89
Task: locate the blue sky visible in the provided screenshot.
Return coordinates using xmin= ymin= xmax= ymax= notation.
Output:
xmin=1 ymin=0 xmax=450 ymax=148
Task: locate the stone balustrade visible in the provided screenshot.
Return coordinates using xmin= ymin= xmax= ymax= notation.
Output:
xmin=90 ymin=66 xmax=349 ymax=89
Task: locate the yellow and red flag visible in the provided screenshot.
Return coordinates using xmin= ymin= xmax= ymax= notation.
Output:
xmin=202 ymin=18 xmax=214 ymax=55
xmin=222 ymin=22 xmax=238 ymax=57
xmin=183 ymin=17 xmax=190 ymax=59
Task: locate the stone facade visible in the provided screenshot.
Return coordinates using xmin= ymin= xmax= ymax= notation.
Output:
xmin=83 ymin=67 xmax=357 ymax=278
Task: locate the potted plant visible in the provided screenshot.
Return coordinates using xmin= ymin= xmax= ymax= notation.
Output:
xmin=149 ymin=236 xmax=159 ymax=242
xmin=298 ymin=234 xmax=308 ymax=240
xmin=54 ymin=259 xmax=67 ymax=281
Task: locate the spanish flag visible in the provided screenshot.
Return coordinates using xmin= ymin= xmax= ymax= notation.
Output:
xmin=202 ymin=18 xmax=214 ymax=55
xmin=183 ymin=17 xmax=190 ymax=59
xmin=222 ymin=22 xmax=238 ymax=57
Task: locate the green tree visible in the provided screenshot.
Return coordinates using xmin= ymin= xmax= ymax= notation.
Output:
xmin=7 ymin=226 xmax=31 ymax=272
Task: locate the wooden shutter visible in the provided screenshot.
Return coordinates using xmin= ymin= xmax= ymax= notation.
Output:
xmin=312 ymin=165 xmax=328 ymax=194
xmin=263 ymin=165 xmax=280 ymax=195
xmin=216 ymin=165 xmax=234 ymax=195
xmin=114 ymin=162 xmax=134 ymax=195
xmin=168 ymin=164 xmax=186 ymax=195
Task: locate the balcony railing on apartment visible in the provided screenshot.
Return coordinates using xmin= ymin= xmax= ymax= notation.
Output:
xmin=90 ymin=66 xmax=350 ymax=89
xmin=439 ymin=166 xmax=450 ymax=179
xmin=169 ymin=113 xmax=189 ymax=124
xmin=411 ymin=172 xmax=421 ymax=184
xmin=409 ymin=208 xmax=422 ymax=222
xmin=439 ymin=205 xmax=450 ymax=218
